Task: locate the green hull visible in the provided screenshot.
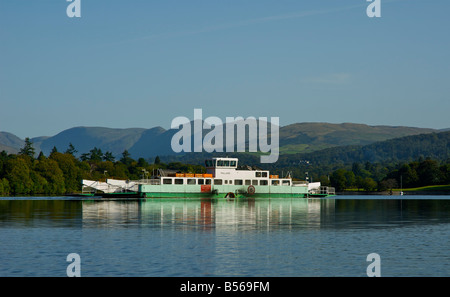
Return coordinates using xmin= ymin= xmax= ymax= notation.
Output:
xmin=101 ymin=192 xmax=140 ymax=198
xmin=91 ymin=187 xmax=333 ymax=199
xmin=140 ymin=192 xmax=308 ymax=198
xmin=138 ymin=184 xmax=310 ymax=199
xmin=66 ymin=193 xmax=96 ymax=197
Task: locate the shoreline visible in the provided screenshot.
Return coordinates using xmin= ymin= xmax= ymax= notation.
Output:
xmin=339 ymin=190 xmax=450 ymax=196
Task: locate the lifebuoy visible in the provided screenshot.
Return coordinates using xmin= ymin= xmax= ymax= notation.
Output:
xmin=225 ymin=192 xmax=235 ymax=198
xmin=247 ymin=185 xmax=255 ymax=195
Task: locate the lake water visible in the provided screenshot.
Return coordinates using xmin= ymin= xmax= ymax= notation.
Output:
xmin=0 ymin=196 xmax=449 ymax=277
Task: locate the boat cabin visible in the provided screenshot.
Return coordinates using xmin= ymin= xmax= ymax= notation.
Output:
xmin=204 ymin=157 xmax=291 ymax=186
xmin=149 ymin=157 xmax=294 ymax=188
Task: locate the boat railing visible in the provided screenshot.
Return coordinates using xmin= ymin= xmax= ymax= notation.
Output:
xmin=326 ymin=187 xmax=336 ymax=195
xmin=313 ymin=186 xmax=335 ymax=195
xmin=292 ymin=181 xmax=308 ymax=186
xmin=147 ymin=179 xmax=161 ymax=185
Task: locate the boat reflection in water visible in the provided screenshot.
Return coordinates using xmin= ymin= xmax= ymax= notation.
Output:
xmin=1 ymin=197 xmax=449 ymax=276
xmin=81 ymin=198 xmax=336 ymax=230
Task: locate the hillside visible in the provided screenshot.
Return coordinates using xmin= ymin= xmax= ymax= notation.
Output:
xmin=0 ymin=132 xmax=24 ymax=154
xmin=278 ymin=123 xmax=436 ymax=154
xmin=0 ymin=123 xmax=441 ymax=159
xmin=269 ymin=131 xmax=450 ymax=178
xmin=296 ymin=130 xmax=450 ymax=165
xmin=0 ymin=143 xmax=19 ymax=154
xmin=33 ymin=127 xmax=147 ymax=157
xmin=162 ymin=130 xmax=449 ymax=164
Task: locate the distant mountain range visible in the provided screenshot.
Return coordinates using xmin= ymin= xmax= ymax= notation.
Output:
xmin=163 ymin=130 xmax=450 ymax=178
xmin=0 ymin=122 xmax=444 ymax=161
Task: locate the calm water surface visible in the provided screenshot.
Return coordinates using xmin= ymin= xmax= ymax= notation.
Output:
xmin=0 ymin=196 xmax=449 ymax=276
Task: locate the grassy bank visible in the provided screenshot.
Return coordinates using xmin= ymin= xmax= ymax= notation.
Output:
xmin=341 ymin=184 xmax=450 ymax=195
xmin=399 ymin=185 xmax=450 ymax=192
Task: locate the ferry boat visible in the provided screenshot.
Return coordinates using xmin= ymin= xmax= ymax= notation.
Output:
xmin=82 ymin=157 xmax=334 ymax=199
xmin=138 ymin=157 xmax=334 ymax=198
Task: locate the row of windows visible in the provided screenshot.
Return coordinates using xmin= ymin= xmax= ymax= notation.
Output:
xmin=162 ymin=178 xmax=290 ymax=186
xmin=163 ymin=178 xmax=212 ymax=185
xmin=205 ymin=159 xmax=237 ymax=167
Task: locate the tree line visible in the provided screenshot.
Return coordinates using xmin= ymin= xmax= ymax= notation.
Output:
xmin=171 ymin=152 xmax=450 ymax=193
xmin=1 ymin=138 xmax=449 ymax=196
xmin=0 ymin=138 xmax=204 ymax=196
xmin=326 ymin=159 xmax=450 ymax=192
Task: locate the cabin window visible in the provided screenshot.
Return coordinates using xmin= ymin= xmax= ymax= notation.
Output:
xmin=217 ymin=160 xmax=224 ymax=167
xmin=229 ymin=180 xmax=233 ymax=185
xmin=187 ymin=179 xmax=196 ymax=185
xmin=174 ymin=179 xmax=184 ymax=185
xmin=271 ymin=180 xmax=279 ymax=186
xmin=260 ymin=180 xmax=268 ymax=186
xmin=205 ymin=179 xmax=212 ymax=185
xmin=252 ymin=180 xmax=258 ymax=186
xmin=245 ymin=180 xmax=251 ymax=186
xmin=198 ymin=179 xmax=204 ymax=185
xmin=224 ymin=180 xmax=228 ymax=184
xmin=214 ymin=179 xmax=222 ymax=185
xmin=163 ymin=178 xmax=172 ymax=185
xmin=230 ymin=160 xmax=236 ymax=167
xmin=235 ymin=179 xmax=243 ymax=185
xmin=224 ymin=160 xmax=230 ymax=167
xmin=262 ymin=172 xmax=268 ymax=177
xmin=255 ymin=172 xmax=262 ymax=178
xmin=282 ymin=180 xmax=290 ymax=186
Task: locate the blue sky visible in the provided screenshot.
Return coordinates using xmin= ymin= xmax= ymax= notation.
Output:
xmin=1 ymin=0 xmax=449 ymax=139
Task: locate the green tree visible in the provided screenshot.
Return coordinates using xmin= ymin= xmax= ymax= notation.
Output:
xmin=19 ymin=137 xmax=35 ymax=159
xmin=80 ymin=153 xmax=90 ymax=162
xmin=137 ymin=158 xmax=149 ymax=168
xmin=89 ymin=147 xmax=103 ymax=162
xmin=37 ymin=151 xmax=46 ymax=161
xmin=0 ymin=178 xmax=10 ymax=195
xmin=330 ymin=169 xmax=347 ymax=192
xmin=398 ymin=163 xmax=419 ymax=188
xmin=5 ymin=157 xmax=34 ymax=195
xmin=50 ymin=146 xmax=58 ymax=156
xmin=0 ymin=158 xmax=4 ymax=178
xmin=344 ymin=170 xmax=356 ymax=189
xmin=65 ymin=143 xmax=78 ymax=156
xmin=417 ymin=159 xmax=442 ymax=186
xmin=120 ymin=150 xmax=134 ymax=166
xmin=30 ymin=171 xmax=48 ymax=194
xmin=440 ymin=163 xmax=450 ymax=184
xmin=103 ymin=151 xmax=115 ymax=162
xmin=355 ymin=176 xmax=363 ymax=191
xmin=50 ymin=152 xmax=82 ymax=193
xmin=318 ymin=175 xmax=330 ymax=187
xmin=112 ymin=162 xmax=129 ymax=180
xmin=0 ymin=150 xmax=7 ymax=161
xmin=34 ymin=158 xmax=66 ymax=195
xmin=379 ymin=178 xmax=398 ymax=193
xmin=361 ymin=177 xmax=377 ymax=192
xmin=352 ymin=162 xmax=371 ymax=178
